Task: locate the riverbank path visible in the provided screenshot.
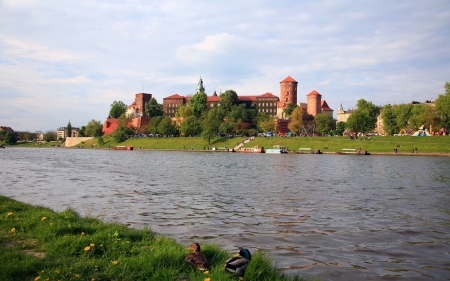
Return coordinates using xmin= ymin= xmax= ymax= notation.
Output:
xmin=233 ymin=138 xmax=252 ymax=151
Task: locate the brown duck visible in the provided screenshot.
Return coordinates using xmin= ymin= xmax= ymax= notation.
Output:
xmin=185 ymin=242 xmax=209 ymax=271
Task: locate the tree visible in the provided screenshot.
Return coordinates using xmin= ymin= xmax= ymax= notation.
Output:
xmin=112 ymin=126 xmax=132 ymax=142
xmin=4 ymin=132 xmax=17 ymax=145
xmin=189 ymin=92 xmax=207 ymax=118
xmin=175 ymin=104 xmax=193 ymax=118
xmin=288 ymin=107 xmax=303 ymax=135
xmin=220 ymin=90 xmax=239 ymax=112
xmin=257 ymin=112 xmax=275 ymax=133
xmin=435 ymin=81 xmax=450 ymax=129
xmin=149 ymin=116 xmax=164 ymax=135
xmin=180 ymin=116 xmax=203 ymax=136
xmin=381 ymin=104 xmax=398 ymax=136
xmin=78 ymin=126 xmax=86 ymax=137
xmin=314 ymin=113 xmax=335 ymax=136
xmin=346 ymin=99 xmax=380 ymax=133
xmin=145 ymin=97 xmax=163 ymax=117
xmin=157 ymin=117 xmax=177 ymax=136
xmin=66 ymin=121 xmax=72 ymax=138
xmin=43 ymin=131 xmax=57 ymax=142
xmin=202 ymin=108 xmax=221 ymax=144
xmin=97 ymin=137 xmax=105 ymax=146
xmin=109 ymin=101 xmax=127 ymax=118
xmin=283 ymin=103 xmax=298 ymax=119
xmin=85 ymin=119 xmax=103 ymax=137
xmin=335 ymin=121 xmax=346 ymax=135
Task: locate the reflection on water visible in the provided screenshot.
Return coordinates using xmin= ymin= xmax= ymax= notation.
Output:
xmin=1 ymin=147 xmax=450 ymax=281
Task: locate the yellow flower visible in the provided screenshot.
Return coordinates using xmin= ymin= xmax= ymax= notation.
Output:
xmin=84 ymin=246 xmax=91 ymax=251
xmin=204 ymin=278 xmax=211 ymax=281
xmin=34 ymin=277 xmax=40 ymax=281
xmin=55 ymin=269 xmax=60 ymax=274
xmin=239 ymin=277 xmax=244 ymax=281
xmin=41 ymin=217 xmax=47 ymax=221
xmin=203 ymin=271 xmax=209 ymax=274
xmin=10 ymin=228 xmax=16 ymax=233
xmin=81 ymin=232 xmax=85 ymax=236
xmin=91 ymin=278 xmax=95 ymax=281
xmin=7 ymin=212 xmax=13 ymax=216
xmin=75 ymin=274 xmax=80 ymax=278
xmin=90 ymin=243 xmax=95 ymax=247
xmin=112 ymin=261 xmax=118 ymax=265
xmin=50 ymin=222 xmax=53 ymax=226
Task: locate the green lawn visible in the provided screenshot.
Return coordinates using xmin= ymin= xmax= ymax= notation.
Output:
xmin=0 ymin=196 xmax=315 ymax=281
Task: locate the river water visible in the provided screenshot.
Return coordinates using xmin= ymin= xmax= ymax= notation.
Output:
xmin=1 ymin=147 xmax=449 ymax=280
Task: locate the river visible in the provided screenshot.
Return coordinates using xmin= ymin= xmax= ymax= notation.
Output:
xmin=1 ymin=147 xmax=449 ymax=280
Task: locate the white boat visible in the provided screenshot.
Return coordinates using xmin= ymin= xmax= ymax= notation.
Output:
xmin=265 ymin=145 xmax=288 ymax=154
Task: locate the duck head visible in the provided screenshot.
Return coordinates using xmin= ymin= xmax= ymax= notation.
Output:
xmin=239 ymin=248 xmax=251 ymax=260
xmin=187 ymin=242 xmax=201 ymax=252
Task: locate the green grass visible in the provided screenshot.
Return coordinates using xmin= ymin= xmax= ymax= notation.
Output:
xmin=0 ymin=196 xmax=315 ymax=281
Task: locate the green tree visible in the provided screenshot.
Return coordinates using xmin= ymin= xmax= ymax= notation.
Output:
xmin=346 ymin=99 xmax=380 ymax=133
xmin=393 ymin=103 xmax=413 ymax=130
xmin=180 ymin=116 xmax=203 ymax=136
xmin=109 ymin=101 xmax=127 ymax=118
xmin=335 ymin=121 xmax=346 ymax=135
xmin=435 ymin=81 xmax=450 ymax=129
xmin=43 ymin=131 xmax=57 ymax=142
xmin=381 ymin=104 xmax=398 ymax=136
xmin=257 ymin=112 xmax=275 ymax=133
xmin=220 ymin=90 xmax=239 ymax=112
xmin=66 ymin=121 xmax=72 ymax=138
xmin=145 ymin=97 xmax=163 ymax=117
xmin=78 ymin=126 xmax=86 ymax=137
xmin=287 ymin=107 xmax=303 ymax=135
xmin=283 ymin=103 xmax=298 ymax=119
xmin=175 ymin=104 xmax=193 ymax=118
xmin=4 ymin=132 xmax=17 ymax=145
xmin=149 ymin=116 xmax=164 ymax=135
xmin=189 ymin=92 xmax=207 ymax=118
xmin=97 ymin=137 xmax=105 ymax=146
xmin=85 ymin=120 xmax=104 ymax=137
xmin=157 ymin=117 xmax=177 ymax=136
xmin=202 ymin=108 xmax=221 ymax=144
xmin=112 ymin=127 xmax=132 ymax=142
xmin=314 ymin=113 xmax=335 ymax=136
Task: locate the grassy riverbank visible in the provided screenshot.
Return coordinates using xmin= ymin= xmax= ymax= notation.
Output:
xmin=0 ymin=196 xmax=314 ymax=281
xmin=12 ymin=135 xmax=450 ymax=155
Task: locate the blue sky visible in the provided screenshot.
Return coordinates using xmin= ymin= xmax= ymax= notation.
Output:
xmin=1 ymin=0 xmax=449 ymax=132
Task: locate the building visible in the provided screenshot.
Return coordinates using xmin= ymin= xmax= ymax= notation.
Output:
xmin=337 ymin=103 xmax=356 ymax=123
xmin=57 ymin=121 xmax=79 ymax=139
xmin=102 ymin=93 xmax=152 ymax=136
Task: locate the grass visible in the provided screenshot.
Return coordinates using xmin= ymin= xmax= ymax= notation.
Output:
xmin=12 ymin=135 xmax=450 ymax=154
xmin=0 ymin=196 xmax=315 ymax=281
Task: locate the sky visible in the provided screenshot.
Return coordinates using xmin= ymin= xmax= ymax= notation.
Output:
xmin=1 ymin=0 xmax=449 ymax=132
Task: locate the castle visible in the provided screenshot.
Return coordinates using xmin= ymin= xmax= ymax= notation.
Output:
xmin=102 ymin=76 xmax=333 ymax=135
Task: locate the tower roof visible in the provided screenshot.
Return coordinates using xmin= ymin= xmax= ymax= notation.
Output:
xmin=321 ymin=100 xmax=333 ymax=111
xmin=307 ymin=90 xmax=322 ymax=96
xmin=280 ymin=76 xmax=297 ymax=83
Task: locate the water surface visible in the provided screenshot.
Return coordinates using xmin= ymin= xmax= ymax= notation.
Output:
xmin=1 ymin=147 xmax=449 ymax=281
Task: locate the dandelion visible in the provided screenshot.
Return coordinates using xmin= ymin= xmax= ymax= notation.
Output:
xmin=203 ymin=271 xmax=209 ymax=274
xmin=75 ymin=274 xmax=80 ymax=278
xmin=10 ymin=228 xmax=16 ymax=233
xmin=81 ymin=232 xmax=85 ymax=236
xmin=55 ymin=269 xmax=60 ymax=274
xmin=84 ymin=246 xmax=91 ymax=251
xmin=41 ymin=217 xmax=47 ymax=221
xmin=204 ymin=278 xmax=211 ymax=281
xmin=34 ymin=277 xmax=40 ymax=281
xmin=90 ymin=243 xmax=95 ymax=247
xmin=50 ymin=222 xmax=53 ymax=226
xmin=112 ymin=261 xmax=118 ymax=265
xmin=91 ymin=278 xmax=95 ymax=281
xmin=7 ymin=212 xmax=13 ymax=216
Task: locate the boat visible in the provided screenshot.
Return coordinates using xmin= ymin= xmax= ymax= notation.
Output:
xmin=237 ymin=146 xmax=265 ymax=153
xmin=0 ymin=145 xmax=5 ymax=149
xmin=113 ymin=145 xmax=134 ymax=150
xmin=336 ymin=148 xmax=369 ymax=155
xmin=265 ymin=145 xmax=288 ymax=154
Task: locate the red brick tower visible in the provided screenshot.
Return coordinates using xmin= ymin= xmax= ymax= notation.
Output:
xmin=277 ymin=76 xmax=298 ymax=118
xmin=306 ymin=90 xmax=322 ymax=116
xmin=135 ymin=93 xmax=152 ymax=116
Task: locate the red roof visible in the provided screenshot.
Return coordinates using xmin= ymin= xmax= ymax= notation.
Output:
xmin=258 ymin=92 xmax=278 ymax=99
xmin=238 ymin=96 xmax=258 ymax=102
xmin=307 ymin=90 xmax=322 ymax=96
xmin=281 ymin=76 xmax=297 ymax=83
xmin=321 ymin=100 xmax=333 ymax=111
xmin=164 ymin=94 xmax=185 ymax=100
xmin=207 ymin=96 xmax=220 ymax=102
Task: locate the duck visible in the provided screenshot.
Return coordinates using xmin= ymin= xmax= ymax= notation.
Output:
xmin=224 ymin=248 xmax=252 ymax=276
xmin=185 ymin=242 xmax=209 ymax=271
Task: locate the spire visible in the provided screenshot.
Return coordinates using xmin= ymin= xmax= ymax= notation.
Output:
xmin=196 ymin=76 xmax=205 ymax=94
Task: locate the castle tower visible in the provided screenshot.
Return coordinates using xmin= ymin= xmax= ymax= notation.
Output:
xmin=277 ymin=76 xmax=298 ymax=118
xmin=306 ymin=90 xmax=322 ymax=116
xmin=196 ymin=76 xmax=205 ymax=93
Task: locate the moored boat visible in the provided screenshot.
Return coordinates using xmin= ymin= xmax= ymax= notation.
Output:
xmin=265 ymin=145 xmax=288 ymax=154
xmin=237 ymin=146 xmax=265 ymax=153
xmin=113 ymin=145 xmax=134 ymax=150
